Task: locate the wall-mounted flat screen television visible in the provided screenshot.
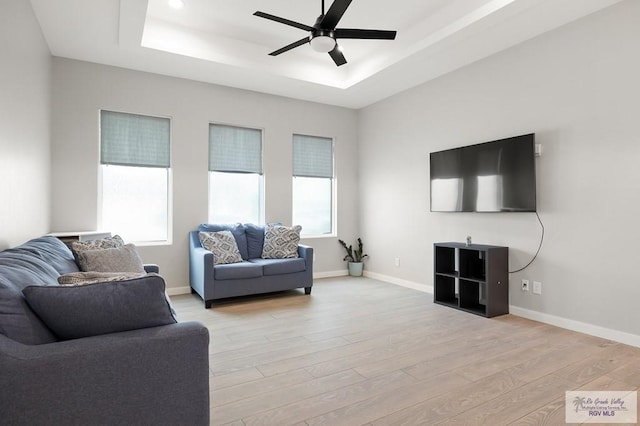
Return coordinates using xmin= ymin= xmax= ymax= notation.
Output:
xmin=430 ymin=133 xmax=536 ymax=212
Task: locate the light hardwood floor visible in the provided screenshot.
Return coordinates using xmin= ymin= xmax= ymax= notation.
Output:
xmin=171 ymin=277 xmax=640 ymax=426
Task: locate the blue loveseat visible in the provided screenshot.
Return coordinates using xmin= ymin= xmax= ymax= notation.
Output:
xmin=189 ymin=223 xmax=313 ymax=308
xmin=0 ymin=236 xmax=210 ymax=425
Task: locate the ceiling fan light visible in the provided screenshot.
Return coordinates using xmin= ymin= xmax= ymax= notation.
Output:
xmin=310 ymin=35 xmax=336 ymax=53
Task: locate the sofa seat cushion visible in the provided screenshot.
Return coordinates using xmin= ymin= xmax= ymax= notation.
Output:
xmin=214 ymin=261 xmax=263 ymax=280
xmin=22 ymin=274 xmax=177 ymax=340
xmin=249 ymin=258 xmax=306 ymax=276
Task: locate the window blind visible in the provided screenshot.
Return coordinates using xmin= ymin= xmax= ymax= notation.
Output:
xmin=293 ymin=134 xmax=333 ymax=178
xmin=209 ymin=124 xmax=262 ymax=174
xmin=100 ymin=110 xmax=170 ymax=168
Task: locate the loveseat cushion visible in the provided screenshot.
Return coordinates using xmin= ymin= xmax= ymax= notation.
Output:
xmin=199 ymin=223 xmax=249 ymax=260
xmin=213 ymin=261 xmax=263 ymax=280
xmin=245 ymin=223 xmax=265 ymax=259
xmin=22 ymin=274 xmax=177 ymax=340
xmin=248 ymin=258 xmax=306 ymax=276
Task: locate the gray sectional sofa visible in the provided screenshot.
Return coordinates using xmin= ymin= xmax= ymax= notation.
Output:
xmin=0 ymin=236 xmax=210 ymax=425
xmin=189 ymin=223 xmax=313 ymax=308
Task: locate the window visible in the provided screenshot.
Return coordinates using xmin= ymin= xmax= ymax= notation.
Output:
xmin=292 ymin=134 xmax=334 ymax=236
xmin=99 ymin=110 xmax=170 ymax=243
xmin=208 ymin=124 xmax=263 ymax=224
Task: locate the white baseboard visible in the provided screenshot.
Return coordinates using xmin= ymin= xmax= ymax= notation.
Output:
xmin=364 ymin=271 xmax=433 ymax=294
xmin=509 ymin=305 xmax=640 ymax=348
xmin=314 ymin=270 xmax=348 ymax=279
xmin=362 ymin=272 xmax=640 ymax=348
xmin=166 ymin=286 xmax=191 ymax=296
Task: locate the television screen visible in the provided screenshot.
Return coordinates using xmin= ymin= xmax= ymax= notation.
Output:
xmin=430 ymin=134 xmax=536 ymax=212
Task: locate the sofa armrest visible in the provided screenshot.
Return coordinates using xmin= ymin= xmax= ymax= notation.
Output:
xmin=0 ymin=322 xmax=210 ymax=425
xmin=189 ymin=231 xmax=214 ymax=302
xmin=144 ymin=263 xmax=160 ymax=274
xmin=298 ymin=244 xmax=314 ymax=287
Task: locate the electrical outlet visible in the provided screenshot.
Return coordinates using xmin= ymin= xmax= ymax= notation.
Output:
xmin=394 ymin=257 xmax=400 ymax=267
xmin=533 ymin=281 xmax=542 ymax=295
xmin=521 ymin=279 xmax=529 ymax=291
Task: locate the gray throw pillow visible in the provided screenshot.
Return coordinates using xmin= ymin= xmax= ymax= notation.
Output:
xmin=199 ymin=231 xmax=243 ymax=265
xmin=72 ymin=235 xmax=125 ymax=270
xmin=22 ymin=274 xmax=177 ymax=340
xmin=76 ymin=244 xmax=145 ymax=273
xmin=261 ymin=224 xmax=301 ymax=259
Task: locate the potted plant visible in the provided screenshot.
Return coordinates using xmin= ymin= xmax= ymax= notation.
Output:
xmin=338 ymin=238 xmax=368 ymax=277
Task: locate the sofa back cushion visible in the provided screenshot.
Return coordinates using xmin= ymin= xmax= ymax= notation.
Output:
xmin=9 ymin=236 xmax=79 ymax=275
xmin=198 ymin=223 xmax=249 ymax=260
xmin=244 ymin=223 xmax=266 ymax=259
xmin=0 ymin=237 xmax=73 ymax=344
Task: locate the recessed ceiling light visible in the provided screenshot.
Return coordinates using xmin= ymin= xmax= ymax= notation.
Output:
xmin=168 ymin=0 xmax=185 ymax=9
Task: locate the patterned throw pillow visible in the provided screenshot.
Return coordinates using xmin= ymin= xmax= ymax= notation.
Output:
xmin=199 ymin=231 xmax=243 ymax=265
xmin=72 ymin=235 xmax=125 ymax=270
xmin=72 ymin=235 xmax=125 ymax=253
xmin=261 ymin=224 xmax=301 ymax=259
xmin=58 ymin=271 xmax=146 ymax=285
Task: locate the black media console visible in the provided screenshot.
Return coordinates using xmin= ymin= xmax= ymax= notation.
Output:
xmin=433 ymin=242 xmax=509 ymax=318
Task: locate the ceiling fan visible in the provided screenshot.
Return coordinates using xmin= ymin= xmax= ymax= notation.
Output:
xmin=254 ymin=0 xmax=397 ymax=66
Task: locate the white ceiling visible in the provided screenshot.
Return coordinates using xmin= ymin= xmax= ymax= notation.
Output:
xmin=30 ymin=0 xmax=621 ymax=109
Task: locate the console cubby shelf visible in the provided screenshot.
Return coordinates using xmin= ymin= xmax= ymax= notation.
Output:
xmin=433 ymin=242 xmax=509 ymax=318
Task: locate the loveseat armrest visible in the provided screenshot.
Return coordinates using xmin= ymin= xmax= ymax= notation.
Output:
xmin=189 ymin=231 xmax=214 ymax=303
xmin=0 ymin=322 xmax=210 ymax=425
xmin=298 ymin=244 xmax=314 ymax=292
xmin=298 ymin=244 xmax=313 ymax=261
xmin=144 ymin=263 xmax=160 ymax=274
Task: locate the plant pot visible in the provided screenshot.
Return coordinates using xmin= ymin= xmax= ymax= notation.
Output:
xmin=348 ymin=262 xmax=364 ymax=277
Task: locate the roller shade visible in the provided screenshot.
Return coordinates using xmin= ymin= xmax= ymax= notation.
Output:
xmin=100 ymin=110 xmax=170 ymax=168
xmin=293 ymin=134 xmax=333 ymax=178
xmin=209 ymin=124 xmax=262 ymax=174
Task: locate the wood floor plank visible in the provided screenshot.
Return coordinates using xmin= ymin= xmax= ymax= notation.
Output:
xmin=169 ymin=278 xmax=640 ymax=426
xmin=211 ymin=370 xmax=365 ymax=425
xmin=344 ymin=370 xmax=521 ymax=426
xmin=313 ymin=371 xmax=471 ymax=426
xmin=436 ymin=374 xmax=576 ymax=425
xmin=210 ymin=367 xmax=264 ymax=391
xmin=242 ymin=370 xmax=418 ymax=426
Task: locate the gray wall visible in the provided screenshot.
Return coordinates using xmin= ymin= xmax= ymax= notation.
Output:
xmin=358 ymin=0 xmax=640 ymax=340
xmin=0 ymin=0 xmax=51 ymax=249
xmin=50 ymin=59 xmax=359 ymax=290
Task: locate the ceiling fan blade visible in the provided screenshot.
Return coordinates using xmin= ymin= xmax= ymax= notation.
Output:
xmin=328 ymin=46 xmax=347 ymax=66
xmin=321 ymin=0 xmax=353 ymax=29
xmin=254 ymin=11 xmax=314 ymax=32
xmin=334 ymin=28 xmax=397 ymax=40
xmin=269 ymin=37 xmax=309 ymax=56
